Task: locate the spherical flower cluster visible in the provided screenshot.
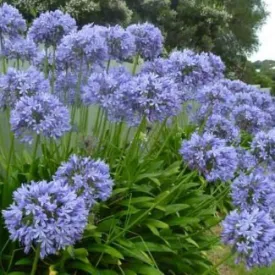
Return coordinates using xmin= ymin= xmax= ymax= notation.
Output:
xmin=236 ymin=148 xmax=257 ymax=172
xmin=251 ymin=129 xmax=275 ymax=164
xmin=222 ymin=208 xmax=275 ymax=268
xmin=122 ymin=72 xmax=181 ymax=124
xmin=232 ymin=105 xmax=272 ymax=134
xmin=56 ymin=26 xmax=108 ymax=70
xmin=180 ymin=132 xmax=238 ymax=182
xmin=54 ymin=155 xmax=114 ymax=208
xmin=0 ymin=67 xmax=49 ymax=109
xmin=82 ymin=66 xmax=131 ymax=107
xmin=54 ymin=71 xmax=80 ymax=104
xmin=0 ymin=3 xmax=26 ymax=39
xmin=221 ymin=79 xmax=258 ymax=94
xmin=105 ymin=25 xmax=136 ymax=61
xmin=28 ymin=10 xmax=76 ymax=47
xmin=231 ymin=169 xmax=275 ymax=212
xmin=140 ymin=58 xmax=170 ymax=77
xmin=1 ymin=38 xmax=37 ymax=61
xmin=167 ymin=50 xmax=225 ymax=93
xmin=2 ymin=180 xmax=88 ymax=258
xmin=205 ymin=114 xmax=240 ymax=143
xmin=127 ymin=23 xmax=163 ymax=60
xmin=10 ymin=93 xmax=71 ymax=143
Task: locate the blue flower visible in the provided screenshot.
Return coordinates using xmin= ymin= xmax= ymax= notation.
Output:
xmin=232 ymin=104 xmax=272 ymax=134
xmin=180 ymin=132 xmax=238 ymax=182
xmin=0 ymin=3 xmax=26 ymax=39
xmin=56 ymin=25 xmax=108 ymax=70
xmin=127 ymin=23 xmax=163 ymax=60
xmin=0 ymin=67 xmax=49 ymax=109
xmin=28 ymin=10 xmax=76 ymax=47
xmin=54 ymin=155 xmax=114 ymax=209
xmin=2 ymin=180 xmax=88 ymax=258
xmin=251 ymin=129 xmax=275 ymax=164
xmin=10 ymin=93 xmax=71 ymax=143
xmin=231 ymin=169 xmax=275 ymax=212
xmin=105 ymin=25 xmax=136 ymax=61
xmin=1 ymin=37 xmax=37 ymax=62
xmin=82 ymin=66 xmax=131 ymax=107
xmin=222 ymin=208 xmax=275 ymax=268
xmin=205 ymin=114 xmax=240 ymax=144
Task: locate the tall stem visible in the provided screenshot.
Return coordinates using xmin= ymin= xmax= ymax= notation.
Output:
xmin=32 ymin=135 xmax=40 ymax=160
xmin=30 ymin=245 xmax=41 ymax=275
xmin=132 ymin=55 xmax=139 ymax=75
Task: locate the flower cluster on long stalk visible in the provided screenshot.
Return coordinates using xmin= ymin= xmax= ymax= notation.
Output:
xmin=2 ymin=2 xmax=275 ymax=272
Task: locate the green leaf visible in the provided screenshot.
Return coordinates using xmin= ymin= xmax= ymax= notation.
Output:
xmin=167 ymin=217 xmax=200 ymax=226
xmin=8 ymin=273 xmax=28 ymax=275
xmin=130 ymin=264 xmax=164 ymax=275
xmin=87 ymin=244 xmax=124 ymax=259
xmin=67 ymin=261 xmax=96 ymax=274
xmin=165 ymin=204 xmax=190 ymax=215
xmin=134 ymin=242 xmax=174 ymax=253
xmin=124 ymin=270 xmax=137 ymax=275
xmin=145 ymin=219 xmax=169 ymax=229
xmin=15 ymin=258 xmax=32 ymax=266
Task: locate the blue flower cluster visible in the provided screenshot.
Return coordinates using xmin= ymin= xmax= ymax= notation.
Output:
xmin=10 ymin=93 xmax=71 ymax=143
xmin=54 ymin=155 xmax=114 ymax=208
xmin=222 ymin=208 xmax=275 ymax=268
xmin=28 ymin=10 xmax=76 ymax=47
xmin=179 ymin=132 xmax=238 ymax=182
xmin=2 ymin=180 xmax=89 ymax=258
xmin=0 ymin=3 xmax=26 ymax=40
xmin=0 ymin=67 xmax=49 ymax=109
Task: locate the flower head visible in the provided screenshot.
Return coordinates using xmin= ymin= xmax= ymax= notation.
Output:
xmin=56 ymin=25 xmax=108 ymax=70
xmin=28 ymin=10 xmax=76 ymax=47
xmin=1 ymin=37 xmax=37 ymax=61
xmin=222 ymin=208 xmax=275 ymax=268
xmin=232 ymin=169 xmax=275 ymax=212
xmin=0 ymin=67 xmax=49 ymax=109
xmin=54 ymin=155 xmax=114 ymax=208
xmin=0 ymin=3 xmax=26 ymax=39
xmin=2 ymin=180 xmax=88 ymax=258
xmin=180 ymin=132 xmax=238 ymax=182
xmin=127 ymin=23 xmax=163 ymax=60
xmin=105 ymin=25 xmax=136 ymax=61
xmin=10 ymin=93 xmax=71 ymax=143
xmin=251 ymin=129 xmax=275 ymax=164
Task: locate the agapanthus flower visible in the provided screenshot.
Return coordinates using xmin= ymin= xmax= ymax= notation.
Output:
xmin=180 ymin=132 xmax=238 ymax=182
xmin=105 ymin=25 xmax=136 ymax=61
xmin=28 ymin=10 xmax=77 ymax=47
xmin=205 ymin=114 xmax=240 ymax=143
xmin=195 ymin=82 xmax=236 ymax=120
xmin=56 ymin=25 xmax=108 ymax=70
xmin=232 ymin=104 xmax=272 ymax=134
xmin=82 ymin=66 xmax=131 ymax=107
xmin=140 ymin=58 xmax=170 ymax=76
xmin=0 ymin=3 xmax=26 ymax=39
xmin=0 ymin=67 xmax=49 ymax=109
xmin=127 ymin=23 xmax=163 ymax=60
xmin=116 ymin=72 xmax=181 ymax=124
xmin=2 ymin=180 xmax=88 ymax=258
xmin=54 ymin=71 xmax=79 ymax=104
xmin=54 ymin=155 xmax=114 ymax=208
xmin=167 ymin=50 xmax=225 ymax=95
xmin=236 ymin=148 xmax=257 ymax=171
xmin=251 ymin=129 xmax=275 ymax=164
xmin=222 ymin=208 xmax=275 ymax=268
xmin=10 ymin=93 xmax=71 ymax=143
xmin=1 ymin=37 xmax=37 ymax=61
xmin=231 ymin=169 xmax=275 ymax=212
xmin=222 ymin=79 xmax=260 ymax=94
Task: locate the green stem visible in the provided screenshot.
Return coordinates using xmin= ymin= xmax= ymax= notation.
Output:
xmin=32 ymin=135 xmax=40 ymax=161
xmin=6 ymin=134 xmax=15 ymax=179
xmin=30 ymin=245 xmax=41 ymax=275
xmin=106 ymin=59 xmax=111 ymax=72
xmin=132 ymin=55 xmax=139 ymax=75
